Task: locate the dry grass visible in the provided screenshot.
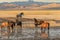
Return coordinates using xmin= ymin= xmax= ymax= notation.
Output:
xmin=0 ymin=10 xmax=60 ymax=26
xmin=0 ymin=10 xmax=60 ymax=17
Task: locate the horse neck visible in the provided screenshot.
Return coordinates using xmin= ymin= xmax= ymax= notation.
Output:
xmin=39 ymin=21 xmax=44 ymax=25
xmin=39 ymin=22 xmax=43 ymax=25
xmin=34 ymin=19 xmax=38 ymax=22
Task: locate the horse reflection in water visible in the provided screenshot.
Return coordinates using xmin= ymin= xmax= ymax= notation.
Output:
xmin=40 ymin=32 xmax=48 ymax=39
xmin=0 ymin=21 xmax=15 ymax=36
xmin=34 ymin=18 xmax=50 ymax=39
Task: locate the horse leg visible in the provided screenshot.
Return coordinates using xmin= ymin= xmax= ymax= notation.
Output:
xmin=1 ymin=26 xmax=2 ymax=37
xmin=20 ymin=25 xmax=22 ymax=32
xmin=11 ymin=25 xmax=14 ymax=33
xmin=7 ymin=26 xmax=10 ymax=33
xmin=41 ymin=27 xmax=43 ymax=33
xmin=48 ymin=26 xmax=49 ymax=37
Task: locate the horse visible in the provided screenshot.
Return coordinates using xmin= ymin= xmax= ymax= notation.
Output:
xmin=8 ymin=21 xmax=15 ymax=33
xmin=16 ymin=12 xmax=24 ymax=28
xmin=0 ymin=21 xmax=9 ymax=35
xmin=1 ymin=21 xmax=15 ymax=35
xmin=40 ymin=21 xmax=50 ymax=33
xmin=34 ymin=18 xmax=50 ymax=35
xmin=16 ymin=12 xmax=24 ymax=18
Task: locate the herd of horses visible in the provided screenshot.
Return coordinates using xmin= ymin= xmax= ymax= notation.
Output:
xmin=0 ymin=13 xmax=50 ymax=36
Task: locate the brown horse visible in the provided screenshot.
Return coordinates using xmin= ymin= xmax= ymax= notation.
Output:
xmin=0 ymin=21 xmax=15 ymax=35
xmin=0 ymin=22 xmax=9 ymax=35
xmin=40 ymin=21 xmax=50 ymax=33
xmin=34 ymin=18 xmax=50 ymax=35
xmin=8 ymin=21 xmax=15 ymax=33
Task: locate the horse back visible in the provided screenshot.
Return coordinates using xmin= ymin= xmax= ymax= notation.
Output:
xmin=41 ymin=23 xmax=49 ymax=28
xmin=1 ymin=22 xmax=9 ymax=27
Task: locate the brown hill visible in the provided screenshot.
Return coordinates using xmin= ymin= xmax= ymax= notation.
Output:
xmin=40 ymin=3 xmax=60 ymax=9
xmin=0 ymin=3 xmax=60 ymax=10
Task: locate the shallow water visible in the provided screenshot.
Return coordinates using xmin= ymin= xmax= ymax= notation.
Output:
xmin=0 ymin=26 xmax=60 ymax=40
xmin=0 ymin=21 xmax=60 ymax=40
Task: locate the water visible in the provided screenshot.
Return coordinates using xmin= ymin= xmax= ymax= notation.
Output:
xmin=0 ymin=27 xmax=60 ymax=40
xmin=0 ymin=21 xmax=60 ymax=40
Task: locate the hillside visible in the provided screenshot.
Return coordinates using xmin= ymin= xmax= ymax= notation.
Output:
xmin=0 ymin=2 xmax=60 ymax=10
xmin=40 ymin=3 xmax=60 ymax=10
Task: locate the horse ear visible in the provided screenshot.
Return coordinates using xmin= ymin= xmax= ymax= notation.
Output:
xmin=20 ymin=12 xmax=24 ymax=15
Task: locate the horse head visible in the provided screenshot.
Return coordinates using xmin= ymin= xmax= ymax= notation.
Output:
xmin=16 ymin=12 xmax=24 ymax=18
xmin=34 ymin=18 xmax=38 ymax=22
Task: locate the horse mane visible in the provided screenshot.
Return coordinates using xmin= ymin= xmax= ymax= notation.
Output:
xmin=39 ymin=20 xmax=44 ymax=25
xmin=34 ymin=18 xmax=38 ymax=22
